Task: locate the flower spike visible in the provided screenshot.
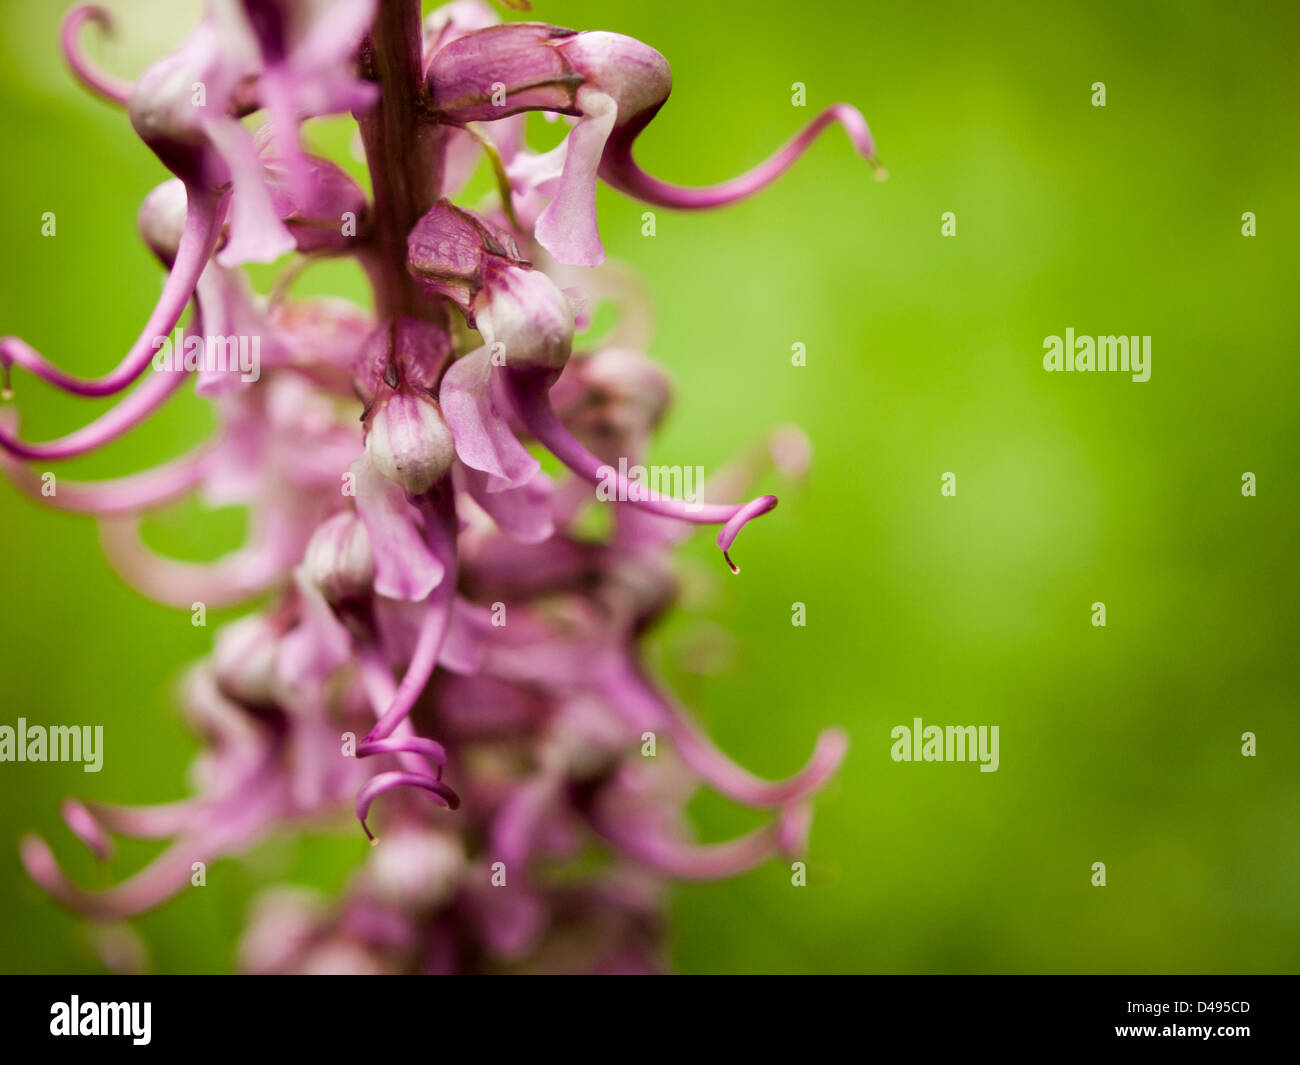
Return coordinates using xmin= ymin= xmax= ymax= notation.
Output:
xmin=7 ymin=0 xmax=863 ymax=972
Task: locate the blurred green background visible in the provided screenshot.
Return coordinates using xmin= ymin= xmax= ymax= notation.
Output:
xmin=1 ymin=0 xmax=1297 ymax=973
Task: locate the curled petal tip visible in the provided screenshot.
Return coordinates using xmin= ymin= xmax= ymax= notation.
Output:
xmin=777 ymin=804 xmax=814 ymax=857
xmin=19 ymin=833 xmax=57 ymax=885
xmin=821 ymin=726 xmax=851 ymax=762
xmin=356 ymin=771 xmax=461 ymax=844
xmin=769 ymin=425 xmax=813 ymax=479
xmin=502 ymin=369 xmax=775 ymax=562
xmin=716 ymin=494 xmax=777 ymax=573
xmin=648 ymin=670 xmax=846 ymax=807
xmin=65 ymin=4 xmax=114 ymax=35
xmin=61 ymin=4 xmax=133 ymax=106
xmin=62 ymin=798 xmax=114 ymax=862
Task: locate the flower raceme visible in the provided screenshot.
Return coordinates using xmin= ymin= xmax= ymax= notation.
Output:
xmin=3 ymin=0 xmax=879 ymax=973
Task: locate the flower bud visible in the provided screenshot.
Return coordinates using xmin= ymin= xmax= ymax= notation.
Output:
xmin=127 ymin=24 xmax=258 ymax=187
xmin=364 ymin=828 xmax=465 ymax=912
xmin=407 ymin=201 xmax=572 ymax=369
xmin=238 ymin=888 xmax=327 ymax=975
xmin=475 ymin=265 xmax=573 ymax=371
xmin=427 ymin=24 xmax=669 ymax=130
xmin=303 ymin=511 xmax=376 ymax=603
xmin=137 ymin=179 xmax=189 ymax=263
xmin=365 ymin=387 xmax=456 ymax=495
xmin=213 ymin=614 xmax=281 ymax=706
xmin=577 ymin=347 xmax=672 ymax=437
xmin=128 ymin=51 xmax=210 ymax=164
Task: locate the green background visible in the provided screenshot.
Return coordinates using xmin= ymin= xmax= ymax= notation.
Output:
xmin=0 ymin=0 xmax=1296 ymax=973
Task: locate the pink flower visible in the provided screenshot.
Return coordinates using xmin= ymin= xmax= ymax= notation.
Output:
xmin=4 ymin=0 xmax=878 ymax=973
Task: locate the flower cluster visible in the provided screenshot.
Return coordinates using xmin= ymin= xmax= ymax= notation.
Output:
xmin=4 ymin=0 xmax=877 ymax=972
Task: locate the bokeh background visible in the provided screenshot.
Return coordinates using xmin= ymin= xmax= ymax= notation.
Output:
xmin=0 ymin=0 xmax=1297 ymax=973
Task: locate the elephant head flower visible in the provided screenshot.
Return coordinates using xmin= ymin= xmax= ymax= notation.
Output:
xmin=4 ymin=0 xmax=879 ymax=974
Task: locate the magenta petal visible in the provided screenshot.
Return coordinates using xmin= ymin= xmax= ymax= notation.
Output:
xmin=533 ymin=89 xmax=617 ymax=267
xmin=463 ymin=464 xmax=554 ymax=544
xmin=276 ymin=572 xmax=353 ymax=693
xmin=439 ymin=346 xmax=539 ymax=491
xmin=356 ymin=772 xmax=460 ymax=841
xmin=351 ymin=457 xmax=444 ymax=601
xmin=587 ymin=806 xmax=786 ymax=881
xmin=60 ymin=5 xmax=132 ymax=106
xmin=0 ymin=187 xmax=220 ymax=400
xmin=490 ymin=774 xmax=562 ymax=869
xmin=438 ymin=597 xmax=489 ymax=676
xmin=499 ymin=366 xmax=779 ymax=570
xmin=0 ymin=368 xmax=189 ymax=462
xmin=97 ymin=508 xmax=297 ymax=609
xmin=599 ymin=103 xmax=881 ymax=210
xmin=207 ymin=119 xmax=297 ymax=267
xmin=61 ymin=799 xmax=114 ymax=862
xmin=356 ymin=735 xmax=448 ymax=768
xmin=289 ymin=0 xmax=377 ymax=76
xmin=477 ymin=882 xmax=547 ymax=959
xmin=365 ymin=492 xmax=459 ymax=743
xmin=717 ymin=494 xmax=779 ymax=574
xmin=20 ymin=834 xmax=202 ymax=922
xmin=0 ymin=441 xmax=209 ymax=515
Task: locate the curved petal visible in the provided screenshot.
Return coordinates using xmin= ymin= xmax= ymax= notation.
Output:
xmin=534 ymin=89 xmax=617 ymax=267
xmin=0 ymin=440 xmax=210 ymax=515
xmin=0 ymin=368 xmax=190 ymax=462
xmin=207 ymin=119 xmax=296 ymax=267
xmin=585 ymin=801 xmax=799 ymax=880
xmin=60 ymin=5 xmax=132 ymax=105
xmin=351 ymin=456 xmax=444 ymax=601
xmin=0 ymin=189 xmax=219 ymax=398
xmin=97 ymin=516 xmax=289 ymax=608
xmin=355 ymin=772 xmax=460 ymax=841
xmin=365 ymin=492 xmax=458 ymax=742
xmin=499 ymin=366 xmax=777 ymax=570
xmin=461 ymin=463 xmax=554 ymax=544
xmin=439 ymin=346 xmax=539 ymax=491
xmin=600 ymin=103 xmax=882 ymax=209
